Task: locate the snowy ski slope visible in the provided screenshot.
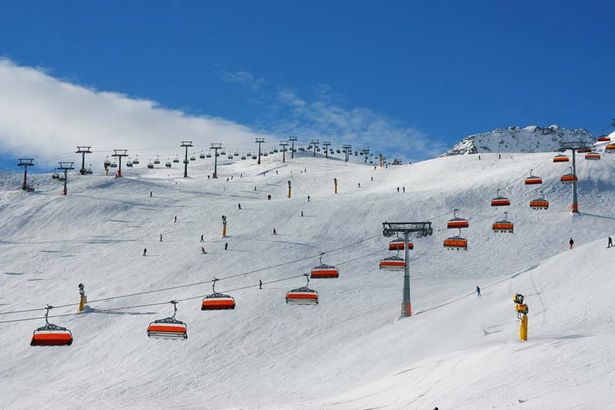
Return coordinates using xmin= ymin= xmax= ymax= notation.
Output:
xmin=1 ymin=139 xmax=615 ymax=409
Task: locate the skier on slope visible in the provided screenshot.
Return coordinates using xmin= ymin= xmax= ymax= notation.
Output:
xmin=224 ymin=242 xmax=228 ymax=251
xmin=160 ymin=234 xmax=163 ymax=242
xmin=476 ymin=286 xmax=481 ymax=297
xmin=569 ymin=237 xmax=574 ymax=249
xmin=143 ymin=248 xmax=147 ymax=256
xmin=201 ymin=246 xmax=207 ymax=255
xmin=608 ymin=236 xmax=613 ymax=248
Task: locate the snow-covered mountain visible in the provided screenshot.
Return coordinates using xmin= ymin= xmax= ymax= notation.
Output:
xmin=1 ymin=147 xmax=614 ymax=409
xmin=441 ymin=125 xmax=592 ymax=156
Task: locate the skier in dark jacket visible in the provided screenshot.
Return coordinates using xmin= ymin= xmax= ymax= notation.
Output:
xmin=608 ymin=236 xmax=613 ymax=248
xmin=201 ymin=246 xmax=207 ymax=254
xmin=143 ymin=248 xmax=147 ymax=256
xmin=476 ymin=286 xmax=481 ymax=297
xmin=569 ymin=237 xmax=574 ymax=249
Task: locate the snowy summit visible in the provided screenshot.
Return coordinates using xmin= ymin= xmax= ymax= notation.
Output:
xmin=441 ymin=125 xmax=592 ymax=156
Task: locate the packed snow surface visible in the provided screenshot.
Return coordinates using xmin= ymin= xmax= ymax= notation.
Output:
xmin=1 ymin=147 xmax=615 ymax=409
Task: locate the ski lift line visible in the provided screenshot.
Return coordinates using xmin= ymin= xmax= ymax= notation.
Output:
xmin=0 ymin=234 xmax=383 ymax=316
xmin=0 ymin=245 xmax=389 ymax=324
xmin=0 ymin=274 xmax=309 ymax=325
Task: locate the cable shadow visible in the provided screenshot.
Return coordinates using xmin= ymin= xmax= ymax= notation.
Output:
xmin=83 ymin=307 xmax=156 ymax=316
xmin=580 ymin=212 xmax=615 ymax=221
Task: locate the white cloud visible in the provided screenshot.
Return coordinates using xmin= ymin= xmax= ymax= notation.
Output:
xmin=269 ymin=87 xmax=443 ymax=161
xmin=0 ymin=59 xmax=271 ymax=166
xmin=222 ymin=70 xmax=266 ymax=91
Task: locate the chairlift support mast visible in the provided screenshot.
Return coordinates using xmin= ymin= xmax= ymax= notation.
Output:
xmin=111 ymin=149 xmax=128 ymax=177
xmin=289 ymin=137 xmax=297 ymax=159
xmin=57 ymin=162 xmax=74 ymax=195
xmin=180 ymin=140 xmax=193 ymax=178
xmin=17 ymin=158 xmax=34 ymax=190
xmin=342 ymin=144 xmax=352 ymax=162
xmin=310 ymin=139 xmax=320 ymax=157
xmin=255 ymin=138 xmax=265 ymax=164
xmin=560 ymin=141 xmax=589 ymax=213
xmin=361 ymin=148 xmax=370 ymax=163
xmin=210 ymin=143 xmax=223 ymax=178
xmin=279 ymin=142 xmax=289 ymax=163
xmin=322 ymin=141 xmax=331 ymax=158
xmin=383 ymin=222 xmax=433 ymax=317
xmin=75 ymin=146 xmax=92 ymax=175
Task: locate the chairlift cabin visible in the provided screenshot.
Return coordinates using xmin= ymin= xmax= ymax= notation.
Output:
xmin=585 ymin=152 xmax=601 ymax=160
xmin=492 ymin=212 xmax=514 ymax=233
xmin=443 ymin=230 xmax=468 ymax=251
xmin=379 ymin=254 xmax=406 ymax=270
xmin=310 ymin=253 xmax=339 ymax=279
xmin=52 ymin=173 xmax=60 ymax=180
xmin=109 ymin=161 xmax=117 ymax=168
xmin=241 ymin=155 xmax=246 ymax=160
xmin=147 ymin=301 xmax=187 ymax=340
xmin=553 ymin=154 xmax=569 ymax=163
xmin=30 ymin=306 xmax=73 ymax=346
xmin=388 ymin=238 xmax=414 ymax=251
xmin=252 ymin=155 xmax=257 ymax=160
xmin=199 ymin=151 xmax=205 ymax=159
xmin=104 ymin=157 xmax=111 ymax=168
xmin=524 ymin=169 xmax=542 ymax=185
xmin=273 ymin=149 xmax=279 ymax=153
xmin=201 ymin=279 xmax=236 ymax=310
xmin=447 ymin=209 xmax=469 ymax=229
xmin=263 ymin=152 xmax=269 ymax=157
xmin=126 ymin=160 xmax=133 ymax=168
xmin=578 ymin=146 xmax=592 ymax=153
xmin=597 ymin=135 xmax=611 ymax=142
xmin=221 ymin=150 xmax=226 ymax=155
xmin=147 ymin=162 xmax=154 ymax=169
xmin=206 ymin=153 xmax=212 ymax=158
xmin=234 ymin=152 xmax=239 ymax=157
xmin=605 ymin=143 xmax=615 ymax=153
xmin=190 ymin=153 xmax=196 ymax=161
xmin=491 ymin=190 xmax=511 ymax=207
xmin=286 ymin=275 xmax=319 ymax=305
xmin=132 ymin=156 xmax=140 ymax=165
xmin=154 ymin=156 xmax=161 ymax=165
xmin=228 ymin=155 xmax=233 ymax=159
xmin=560 ymin=168 xmax=577 ymax=184
xmin=173 ymin=156 xmax=180 ymax=163
xmin=529 ymin=197 xmax=549 ymax=210
xmin=165 ymin=160 xmax=172 ymax=168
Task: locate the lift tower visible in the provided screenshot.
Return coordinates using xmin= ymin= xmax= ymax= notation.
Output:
xmin=289 ymin=137 xmax=298 ymax=159
xmin=75 ymin=146 xmax=92 ymax=175
xmin=560 ymin=141 xmax=590 ymax=213
xmin=382 ymin=222 xmax=433 ymax=317
xmin=112 ymin=149 xmax=128 ymax=177
xmin=361 ymin=147 xmax=370 ymax=163
xmin=279 ymin=142 xmax=289 ymax=163
xmin=255 ymin=138 xmax=265 ymax=165
xmin=17 ymin=158 xmax=34 ymax=191
xmin=310 ymin=139 xmax=320 ymax=157
xmin=180 ymin=140 xmax=193 ymax=178
xmin=322 ymin=141 xmax=331 ymax=158
xmin=210 ymin=143 xmax=223 ymax=178
xmin=342 ymin=145 xmax=352 ymax=162
xmin=57 ymin=161 xmax=74 ymax=195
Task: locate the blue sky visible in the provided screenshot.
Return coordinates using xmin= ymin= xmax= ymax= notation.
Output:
xmin=1 ymin=0 xmax=614 ymax=171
